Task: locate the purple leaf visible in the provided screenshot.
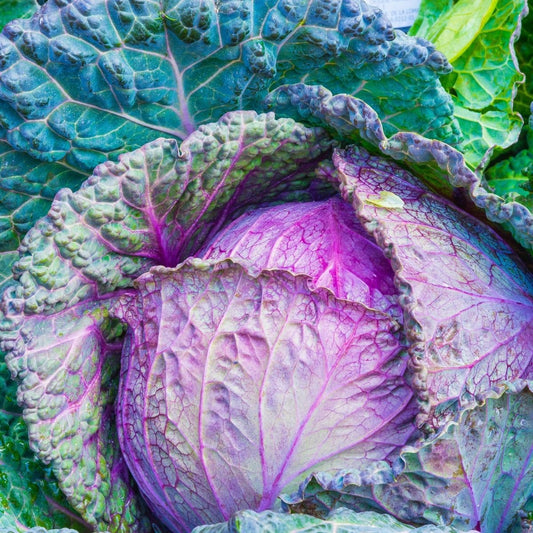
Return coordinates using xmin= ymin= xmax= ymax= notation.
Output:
xmin=1 ymin=111 xmax=333 ymax=530
xmin=201 ymin=197 xmax=401 ymax=318
xmin=333 ymin=145 xmax=533 ymax=425
xmin=115 ymin=258 xmax=416 ymax=532
xmin=283 ymin=384 xmax=533 ymax=533
xmin=2 ymin=296 xmax=151 ymax=531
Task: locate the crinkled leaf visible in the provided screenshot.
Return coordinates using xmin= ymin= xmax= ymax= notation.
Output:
xmin=116 ymin=258 xmax=415 ymax=532
xmin=8 ymin=112 xmax=331 ymax=317
xmin=513 ymin=9 xmax=533 ymax=120
xmin=201 ymin=197 xmax=401 ymax=318
xmin=266 ymin=86 xmax=533 ymax=254
xmin=485 ymin=125 xmax=533 ymax=211
xmin=0 ymin=0 xmax=456 ymax=263
xmin=285 ymin=31 xmax=457 ymax=145
xmin=283 ymin=386 xmax=533 ymax=533
xmin=395 ymin=386 xmax=533 ymax=532
xmin=192 ymin=508 xmax=471 ymax=533
xmin=2 ymin=299 xmax=151 ymax=532
xmin=333 ymin=145 xmax=533 ymax=424
xmin=0 ymin=141 xmax=86 ymax=294
xmin=0 ymin=359 xmax=88 ymax=533
xmin=410 ymin=0 xmax=527 ymax=168
xmin=0 ymin=112 xmax=333 ymax=531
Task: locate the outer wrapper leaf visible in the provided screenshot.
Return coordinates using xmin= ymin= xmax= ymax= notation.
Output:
xmin=411 ymin=0 xmax=528 ymax=169
xmin=283 ymin=385 xmax=533 ymax=533
xmin=2 ymin=298 xmax=150 ymax=532
xmin=332 ymin=145 xmax=533 ymax=424
xmin=0 ymin=360 xmax=88 ymax=533
xmin=0 ymin=0 xmax=456 ymax=266
xmin=116 ymin=258 xmax=415 ymax=532
xmin=0 ymin=112 xmax=334 ymax=531
xmin=192 ymin=508 xmax=472 ymax=532
xmin=266 ymin=85 xmax=533 ymax=255
xmin=0 ymin=141 xmax=86 ymax=299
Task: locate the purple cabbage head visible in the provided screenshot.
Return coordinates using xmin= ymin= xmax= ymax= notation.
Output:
xmin=115 ymin=197 xmax=417 ymax=532
xmin=2 ymin=108 xmax=532 ymax=533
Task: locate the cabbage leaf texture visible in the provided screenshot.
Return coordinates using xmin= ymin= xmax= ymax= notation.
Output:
xmin=0 ymin=0 xmax=457 ymax=279
xmin=0 ymin=362 xmax=90 ymax=532
xmin=282 ymin=384 xmax=533 ymax=533
xmin=486 ymin=124 xmax=533 ymax=213
xmin=0 ymin=1 xmax=532 ymax=532
xmin=115 ymin=241 xmax=414 ymax=530
xmin=410 ymin=0 xmax=528 ymax=169
xmin=266 ymin=85 xmax=533 ymax=256
xmin=333 ymin=145 xmax=533 ymax=425
xmin=192 ymin=508 xmax=476 ymax=532
xmin=2 ymin=109 xmax=532 ymax=531
xmin=201 ymin=197 xmax=401 ymax=318
xmin=1 ymin=111 xmax=335 ymax=532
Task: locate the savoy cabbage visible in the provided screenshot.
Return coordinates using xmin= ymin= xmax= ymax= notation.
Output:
xmin=0 ymin=0 xmax=532 ymax=532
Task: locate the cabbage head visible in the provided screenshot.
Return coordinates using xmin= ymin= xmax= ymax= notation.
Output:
xmin=0 ymin=0 xmax=532 ymax=532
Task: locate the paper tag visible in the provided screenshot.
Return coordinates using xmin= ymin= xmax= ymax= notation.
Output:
xmin=371 ymin=0 xmax=421 ymax=30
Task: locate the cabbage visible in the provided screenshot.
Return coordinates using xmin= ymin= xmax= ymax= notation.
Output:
xmin=0 ymin=1 xmax=532 ymax=532
xmin=1 ymin=107 xmax=531 ymax=531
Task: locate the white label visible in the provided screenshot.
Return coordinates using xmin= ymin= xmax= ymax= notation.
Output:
xmin=371 ymin=0 xmax=422 ymax=29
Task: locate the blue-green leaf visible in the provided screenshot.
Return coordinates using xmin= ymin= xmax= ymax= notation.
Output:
xmin=411 ymin=0 xmax=528 ymax=169
xmin=192 ymin=508 xmax=473 ymax=533
xmin=0 ymin=0 xmax=456 ymax=274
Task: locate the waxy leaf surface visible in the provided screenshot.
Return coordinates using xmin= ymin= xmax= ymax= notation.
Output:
xmin=0 ymin=0 xmax=456 ymax=272
xmin=267 ymin=85 xmax=533 ymax=255
xmin=283 ymin=386 xmax=533 ymax=533
xmin=201 ymin=197 xmax=401 ymax=318
xmin=411 ymin=0 xmax=527 ymax=168
xmin=192 ymin=508 xmax=473 ymax=532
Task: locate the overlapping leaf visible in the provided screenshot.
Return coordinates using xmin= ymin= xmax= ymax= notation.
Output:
xmin=266 ymin=85 xmax=533 ymax=254
xmin=0 ymin=0 xmax=457 ymax=275
xmin=2 ymin=299 xmax=151 ymax=532
xmin=0 ymin=112 xmax=334 ymax=531
xmin=201 ymin=197 xmax=401 ymax=318
xmin=283 ymin=385 xmax=533 ymax=533
xmin=410 ymin=0 xmax=527 ymax=168
xmin=115 ymin=254 xmax=414 ymax=530
xmin=332 ymin=145 xmax=533 ymax=424
xmin=0 ymin=360 xmax=88 ymax=533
